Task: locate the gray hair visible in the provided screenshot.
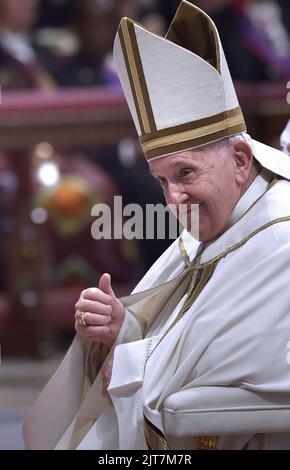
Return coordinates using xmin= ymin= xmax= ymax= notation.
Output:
xmin=199 ymin=133 xmax=251 ymax=151
xmin=196 ymin=133 xmax=260 ymax=169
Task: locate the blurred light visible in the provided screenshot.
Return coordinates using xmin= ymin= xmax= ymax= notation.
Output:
xmin=118 ymin=138 xmax=137 ymax=167
xmin=20 ymin=290 xmax=38 ymax=308
xmin=33 ymin=142 xmax=54 ymax=162
xmin=37 ymin=162 xmax=60 ymax=186
xmin=31 ymin=207 xmax=48 ymax=224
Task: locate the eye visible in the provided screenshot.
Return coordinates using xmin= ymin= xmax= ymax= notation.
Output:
xmin=179 ymin=168 xmax=193 ymax=178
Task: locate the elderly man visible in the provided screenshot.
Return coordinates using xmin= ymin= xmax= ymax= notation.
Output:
xmin=23 ymin=1 xmax=290 ymax=450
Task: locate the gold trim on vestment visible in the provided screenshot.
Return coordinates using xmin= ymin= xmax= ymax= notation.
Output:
xmin=197 ymin=436 xmax=219 ymax=450
xmin=181 ymin=261 xmax=218 ymax=314
xmin=178 ymin=176 xmax=278 ymax=265
xmin=200 ymin=216 xmax=290 ymax=269
xmin=178 ymin=237 xmax=191 ymax=266
xmin=144 ymin=416 xmax=169 ymax=450
xmin=145 ymin=247 xmax=216 ymax=366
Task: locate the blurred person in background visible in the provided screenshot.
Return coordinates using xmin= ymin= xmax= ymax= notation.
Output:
xmin=52 ymin=0 xmax=165 ymax=88
xmin=159 ymin=0 xmax=290 ymax=81
xmin=37 ymin=0 xmax=78 ymax=28
xmin=198 ymin=0 xmax=290 ymax=81
xmin=52 ymin=0 xmax=171 ymax=270
xmin=0 ymin=0 xmax=59 ymax=89
xmin=52 ymin=0 xmax=120 ymax=88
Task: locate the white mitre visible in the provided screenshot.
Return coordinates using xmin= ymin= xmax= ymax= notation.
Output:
xmin=113 ymin=0 xmax=290 ymax=179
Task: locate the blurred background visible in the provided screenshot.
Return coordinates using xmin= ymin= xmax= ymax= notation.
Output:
xmin=0 ymin=0 xmax=289 ymax=449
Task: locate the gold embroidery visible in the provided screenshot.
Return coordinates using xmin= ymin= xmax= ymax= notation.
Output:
xmin=197 ymin=436 xmax=219 ymax=450
xmin=165 ymin=1 xmax=221 ymax=74
xmin=200 ymin=215 xmax=290 ymax=269
xmin=140 ymin=107 xmax=243 ymax=142
xmin=178 ymin=237 xmax=191 ymax=266
xmin=145 ymin=250 xmax=217 ymax=365
xmin=142 ymin=114 xmax=245 ymax=153
xmin=179 ymin=176 xmax=278 ymax=272
xmin=144 ymin=124 xmax=246 ymax=160
xmin=144 ymin=417 xmax=169 ymax=450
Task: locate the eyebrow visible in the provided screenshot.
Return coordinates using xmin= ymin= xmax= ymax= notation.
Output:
xmin=149 ymin=158 xmax=197 ymax=177
xmin=168 ymin=158 xmax=193 ymax=168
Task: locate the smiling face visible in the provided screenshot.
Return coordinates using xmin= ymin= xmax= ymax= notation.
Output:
xmin=148 ymin=139 xmax=256 ymax=242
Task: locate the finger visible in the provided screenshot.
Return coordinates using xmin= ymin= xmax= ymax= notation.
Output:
xmin=102 ymin=359 xmax=113 ymax=381
xmin=75 ymin=299 xmax=112 ymax=316
xmin=81 ymin=288 xmax=112 ymax=304
xmin=75 ymin=324 xmax=110 ymax=339
xmin=84 ymin=312 xmax=111 ymax=326
xmin=99 ymin=273 xmax=115 ymax=297
xmin=101 ymin=382 xmax=113 ymax=406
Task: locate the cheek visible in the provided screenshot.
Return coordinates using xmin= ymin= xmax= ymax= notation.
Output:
xmin=199 ymin=187 xmax=225 ymax=223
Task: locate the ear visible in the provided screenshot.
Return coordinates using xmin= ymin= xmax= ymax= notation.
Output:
xmin=232 ymin=140 xmax=253 ymax=186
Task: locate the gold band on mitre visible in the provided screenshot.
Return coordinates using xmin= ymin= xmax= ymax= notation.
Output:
xmin=140 ymin=106 xmax=246 ymax=160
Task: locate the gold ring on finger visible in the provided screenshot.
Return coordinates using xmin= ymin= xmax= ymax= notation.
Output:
xmin=75 ymin=310 xmax=87 ymax=326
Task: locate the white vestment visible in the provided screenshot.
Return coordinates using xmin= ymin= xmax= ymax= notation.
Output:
xmin=23 ymin=170 xmax=290 ymax=450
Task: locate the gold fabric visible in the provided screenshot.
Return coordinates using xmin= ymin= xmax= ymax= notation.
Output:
xmin=144 ymin=416 xmax=169 ymax=450
xmin=141 ymin=108 xmax=246 ymax=159
xmin=166 ymin=1 xmax=221 ymax=72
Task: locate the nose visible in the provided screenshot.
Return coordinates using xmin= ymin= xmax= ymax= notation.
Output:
xmin=166 ymin=182 xmax=189 ymax=205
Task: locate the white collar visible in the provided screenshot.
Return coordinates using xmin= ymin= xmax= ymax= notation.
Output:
xmin=181 ymin=169 xmax=273 ymax=260
xmin=225 ymin=169 xmax=272 ymax=230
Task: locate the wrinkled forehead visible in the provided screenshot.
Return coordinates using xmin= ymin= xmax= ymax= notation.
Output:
xmin=148 ymin=148 xmax=218 ymax=175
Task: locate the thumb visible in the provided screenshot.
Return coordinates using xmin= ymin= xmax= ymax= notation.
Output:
xmin=99 ymin=273 xmax=115 ymax=297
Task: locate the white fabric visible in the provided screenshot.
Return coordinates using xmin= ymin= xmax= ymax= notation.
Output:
xmin=225 ymin=169 xmax=271 ymax=229
xmin=251 ymin=138 xmax=290 ymax=180
xmin=113 ymin=35 xmax=141 ymax=136
xmin=219 ymin=46 xmax=240 ymax=111
xmin=280 ymin=119 xmax=290 ymax=155
xmin=0 ymin=31 xmax=36 ymax=64
xmin=113 ymin=1 xmax=241 ymax=136
xmin=134 ymin=24 xmax=235 ymax=130
xmin=22 ymin=335 xmax=85 ymax=450
xmin=87 ymin=175 xmax=290 ymax=448
xmin=163 ymin=386 xmax=290 ymax=436
xmin=23 ymin=173 xmax=290 ymax=450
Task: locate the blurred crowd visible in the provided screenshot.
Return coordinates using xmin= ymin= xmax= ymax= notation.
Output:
xmin=0 ymin=0 xmax=289 ymax=90
xmin=0 ymin=1 xmax=289 ymax=350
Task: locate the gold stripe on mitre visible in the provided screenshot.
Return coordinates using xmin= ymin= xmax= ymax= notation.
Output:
xmin=118 ymin=18 xmax=156 ymax=135
xmin=140 ymin=106 xmax=247 ymax=160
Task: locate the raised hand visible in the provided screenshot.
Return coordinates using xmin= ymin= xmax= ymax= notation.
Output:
xmin=75 ymin=273 xmax=125 ymax=348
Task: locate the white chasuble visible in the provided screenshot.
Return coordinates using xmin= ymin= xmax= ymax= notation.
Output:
xmin=23 ymin=174 xmax=290 ymax=449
